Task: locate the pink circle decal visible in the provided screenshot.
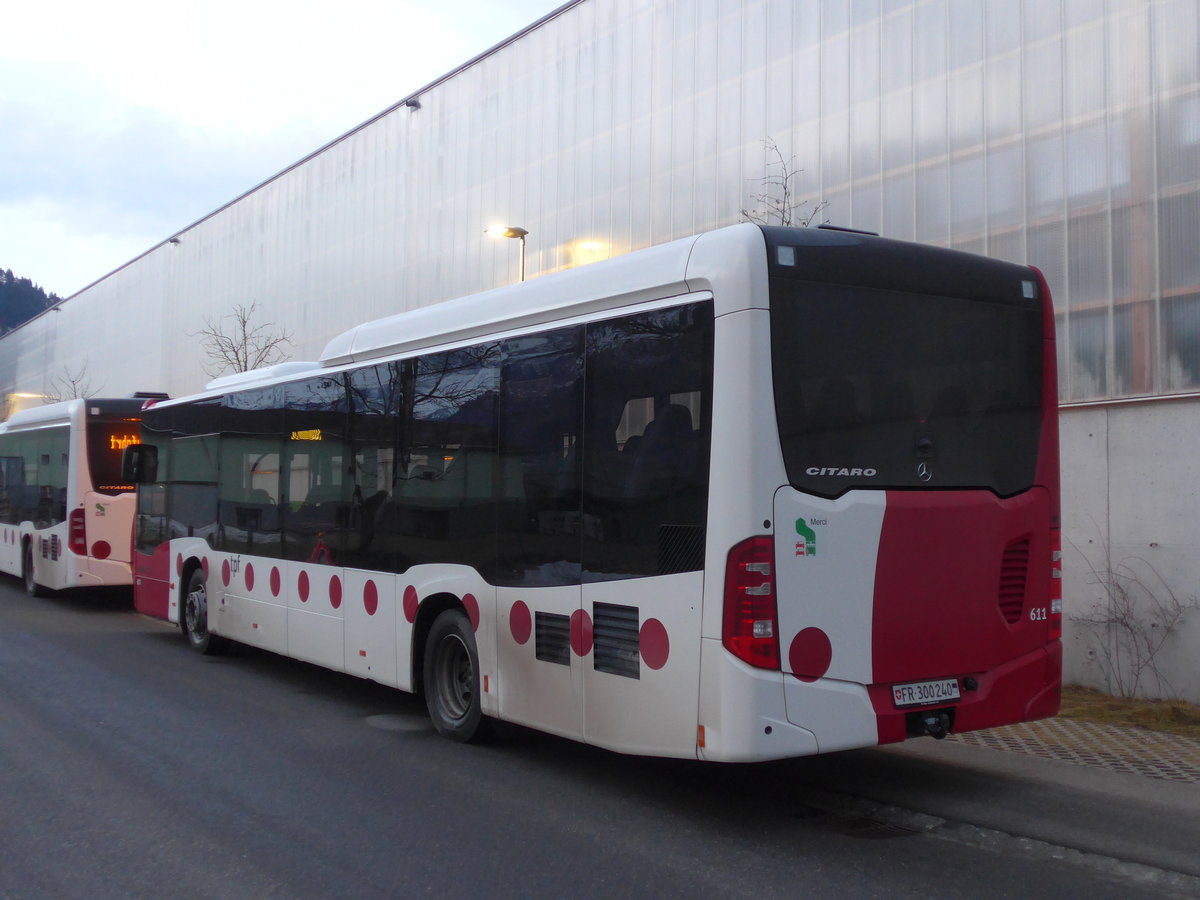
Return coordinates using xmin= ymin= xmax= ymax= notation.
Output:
xmin=570 ymin=609 xmax=593 ymax=657
xmin=639 ymin=618 xmax=670 ymax=670
xmin=364 ymin=580 xmax=378 ymax=616
xmin=176 ymin=554 xmax=183 ymax=575
xmin=510 ymin=600 xmax=532 ymax=645
xmin=329 ymin=575 xmax=342 ymax=610
xmin=221 ymin=560 xmax=230 ymax=587
xmin=463 ymin=593 xmax=479 ymax=632
xmin=298 ymin=570 xmax=310 ymax=602
xmin=270 ymin=567 xmax=281 ymax=597
xmin=92 ymin=541 xmax=112 ymax=561
xmin=789 ymin=627 xmax=833 ymax=683
xmin=245 ymin=562 xmax=255 ymax=591
xmin=403 ymin=585 xmax=418 ymax=623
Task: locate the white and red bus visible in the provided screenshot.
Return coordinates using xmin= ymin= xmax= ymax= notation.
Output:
xmin=1 ymin=397 xmax=147 ymax=595
xmin=123 ymin=223 xmax=1061 ymax=761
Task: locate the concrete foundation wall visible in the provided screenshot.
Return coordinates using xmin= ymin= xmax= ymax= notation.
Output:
xmin=1061 ymin=399 xmax=1200 ymax=702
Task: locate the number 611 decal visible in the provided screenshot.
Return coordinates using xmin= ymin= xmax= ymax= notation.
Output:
xmin=1029 ymin=607 xmax=1048 ymax=622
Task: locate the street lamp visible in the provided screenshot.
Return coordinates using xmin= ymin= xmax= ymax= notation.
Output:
xmin=485 ymin=225 xmax=529 ymax=282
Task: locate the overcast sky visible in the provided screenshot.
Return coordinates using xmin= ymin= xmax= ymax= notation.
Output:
xmin=1 ymin=0 xmax=563 ymax=298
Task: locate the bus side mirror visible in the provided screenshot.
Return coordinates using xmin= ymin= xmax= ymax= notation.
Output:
xmin=122 ymin=444 xmax=158 ymax=484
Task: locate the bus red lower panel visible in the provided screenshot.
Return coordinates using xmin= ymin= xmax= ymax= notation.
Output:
xmin=133 ymin=544 xmax=172 ymax=620
xmin=868 ymin=487 xmax=1060 ymax=742
xmin=871 ymin=488 xmax=1054 ymax=682
xmin=869 ymin=641 xmax=1061 ymax=745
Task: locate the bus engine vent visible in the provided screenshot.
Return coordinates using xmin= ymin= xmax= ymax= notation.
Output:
xmin=593 ymin=602 xmax=641 ymax=679
xmin=998 ymin=538 xmax=1031 ymax=624
xmin=535 ymin=612 xmax=571 ymax=666
xmin=657 ymin=524 xmax=706 ymax=575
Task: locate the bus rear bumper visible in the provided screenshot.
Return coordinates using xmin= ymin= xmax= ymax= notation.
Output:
xmin=869 ymin=642 xmax=1063 ymax=745
xmin=75 ymin=558 xmax=134 ymax=588
xmin=697 ymin=638 xmax=821 ymax=762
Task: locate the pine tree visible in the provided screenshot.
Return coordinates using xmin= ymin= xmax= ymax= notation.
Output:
xmin=0 ymin=269 xmax=59 ymax=334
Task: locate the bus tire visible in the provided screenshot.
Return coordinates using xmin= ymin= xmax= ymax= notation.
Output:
xmin=22 ymin=542 xmax=45 ymax=598
xmin=181 ymin=567 xmax=225 ymax=655
xmin=423 ymin=609 xmax=489 ymax=742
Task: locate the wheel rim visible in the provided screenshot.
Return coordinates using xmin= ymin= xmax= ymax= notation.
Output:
xmin=185 ymin=580 xmax=208 ymax=640
xmin=433 ymin=633 xmax=473 ymax=722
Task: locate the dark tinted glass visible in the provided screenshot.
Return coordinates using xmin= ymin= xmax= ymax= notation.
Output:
xmin=344 ymin=362 xmax=406 ymax=572
xmin=0 ymin=433 xmax=38 ymax=525
xmin=87 ymin=421 xmax=141 ymax=493
xmin=84 ymin=400 xmax=146 ymax=495
xmin=30 ymin=428 xmax=70 ymax=527
xmin=770 ymin=278 xmax=1043 ymax=498
xmin=581 ymin=303 xmax=713 ymax=579
xmin=216 ymin=388 xmax=283 ymax=557
xmin=496 ymin=328 xmax=583 ymax=587
xmin=400 ymin=347 xmax=500 ymax=574
xmin=282 ymin=376 xmax=350 ymax=563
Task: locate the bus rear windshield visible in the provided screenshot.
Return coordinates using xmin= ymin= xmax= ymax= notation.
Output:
xmin=770 ymin=278 xmax=1043 ymax=498
xmin=88 ymin=421 xmax=141 ymax=494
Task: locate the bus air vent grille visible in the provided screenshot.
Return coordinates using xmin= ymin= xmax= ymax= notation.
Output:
xmin=998 ymin=538 xmax=1031 ymax=624
xmin=535 ymin=612 xmax=571 ymax=666
xmin=593 ymin=602 xmax=640 ymax=679
xmin=657 ymin=524 xmax=706 ymax=575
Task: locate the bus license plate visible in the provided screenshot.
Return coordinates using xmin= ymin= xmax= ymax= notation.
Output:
xmin=892 ymin=678 xmax=961 ymax=708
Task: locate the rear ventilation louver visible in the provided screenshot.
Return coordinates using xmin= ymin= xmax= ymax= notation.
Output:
xmin=593 ymin=602 xmax=640 ymax=679
xmin=998 ymin=538 xmax=1031 ymax=624
xmin=535 ymin=612 xmax=571 ymax=666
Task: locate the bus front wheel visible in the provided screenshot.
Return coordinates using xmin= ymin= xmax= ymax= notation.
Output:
xmin=181 ymin=567 xmax=224 ymax=655
xmin=22 ymin=542 xmax=45 ymax=598
xmin=423 ymin=609 xmax=488 ymax=742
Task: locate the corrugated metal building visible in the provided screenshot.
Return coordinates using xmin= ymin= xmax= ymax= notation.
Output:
xmin=2 ymin=0 xmax=1198 ymax=699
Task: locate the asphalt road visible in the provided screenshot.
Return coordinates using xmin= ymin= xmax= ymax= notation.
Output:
xmin=1 ymin=577 xmax=1196 ymax=900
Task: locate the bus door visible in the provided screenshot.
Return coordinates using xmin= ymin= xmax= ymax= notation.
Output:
xmin=133 ymin=477 xmax=172 ymax=619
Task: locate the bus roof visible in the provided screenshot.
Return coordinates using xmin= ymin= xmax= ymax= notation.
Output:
xmin=317 ymin=227 xmax=718 ymax=367
xmin=1 ymin=397 xmax=147 ymax=433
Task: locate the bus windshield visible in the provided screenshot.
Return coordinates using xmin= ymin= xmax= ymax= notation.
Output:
xmin=769 ymin=246 xmax=1043 ymax=499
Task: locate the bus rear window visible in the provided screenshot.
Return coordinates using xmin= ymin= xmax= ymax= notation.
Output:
xmin=88 ymin=422 xmax=141 ymax=494
xmin=770 ymin=279 xmax=1043 ymax=498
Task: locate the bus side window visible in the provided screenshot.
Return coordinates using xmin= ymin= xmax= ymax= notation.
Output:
xmin=581 ymin=302 xmax=713 ymax=579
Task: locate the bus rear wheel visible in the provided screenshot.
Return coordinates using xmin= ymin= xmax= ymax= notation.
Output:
xmin=424 ymin=609 xmax=489 ymax=742
xmin=22 ymin=542 xmax=45 ymax=598
xmin=181 ymin=567 xmax=224 ymax=655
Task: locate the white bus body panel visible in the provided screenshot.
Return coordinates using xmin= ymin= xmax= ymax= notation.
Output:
xmin=76 ymin=491 xmax=135 ymax=586
xmin=284 ymin=560 xmax=347 ymax=672
xmin=696 ymin=640 xmax=820 ymax=762
xmin=342 ymin=568 xmax=400 ymax=686
xmin=772 ymin=488 xmax=885 ymax=753
xmin=496 ymin=583 xmax=584 ymax=742
xmin=581 ymin=573 xmax=704 ymax=758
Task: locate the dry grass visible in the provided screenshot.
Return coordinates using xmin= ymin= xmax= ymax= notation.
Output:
xmin=1060 ymin=684 xmax=1200 ymax=739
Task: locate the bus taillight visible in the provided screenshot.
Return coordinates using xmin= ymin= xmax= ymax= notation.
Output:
xmin=69 ymin=508 xmax=88 ymax=556
xmin=723 ymin=536 xmax=780 ymax=669
xmin=1048 ymin=528 xmax=1062 ymax=640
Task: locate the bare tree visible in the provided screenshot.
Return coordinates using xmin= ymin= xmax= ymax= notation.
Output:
xmin=194 ymin=301 xmax=294 ymax=377
xmin=1071 ymin=541 xmax=1199 ymax=700
xmin=43 ymin=359 xmax=103 ymax=403
xmin=741 ymin=137 xmax=829 ymax=228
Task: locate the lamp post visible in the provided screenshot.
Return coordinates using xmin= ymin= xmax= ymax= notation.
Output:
xmin=485 ymin=225 xmax=529 ymax=282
